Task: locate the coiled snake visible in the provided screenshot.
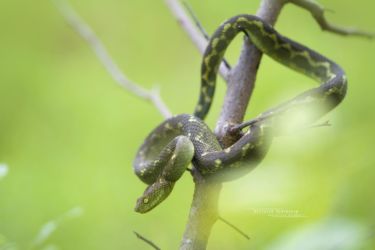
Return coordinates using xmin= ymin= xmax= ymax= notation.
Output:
xmin=133 ymin=15 xmax=347 ymax=213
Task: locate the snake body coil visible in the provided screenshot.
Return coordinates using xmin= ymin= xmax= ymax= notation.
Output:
xmin=133 ymin=14 xmax=347 ymax=213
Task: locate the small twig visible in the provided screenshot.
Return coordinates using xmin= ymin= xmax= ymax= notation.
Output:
xmin=52 ymin=0 xmax=172 ymax=118
xmin=133 ymin=231 xmax=161 ymax=250
xmin=230 ymin=116 xmax=265 ymax=133
xmin=182 ymin=1 xmax=210 ymax=41
xmin=231 ymin=117 xmax=332 ymax=136
xmin=293 ymin=120 xmax=332 ymax=135
xmin=218 ymin=216 xmax=250 ymax=240
xmin=164 ymin=0 xmax=229 ymax=80
xmin=182 ymin=1 xmax=232 ymax=70
xmin=289 ymin=0 xmax=374 ymax=38
xmin=308 ymin=120 xmax=331 ymax=128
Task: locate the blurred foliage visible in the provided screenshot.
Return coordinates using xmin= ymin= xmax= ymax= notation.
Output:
xmin=0 ymin=0 xmax=374 ymax=249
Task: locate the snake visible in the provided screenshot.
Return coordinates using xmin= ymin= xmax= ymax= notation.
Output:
xmin=133 ymin=14 xmax=347 ymax=213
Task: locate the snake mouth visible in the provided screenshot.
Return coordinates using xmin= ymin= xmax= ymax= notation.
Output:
xmin=134 ymin=196 xmax=155 ymax=214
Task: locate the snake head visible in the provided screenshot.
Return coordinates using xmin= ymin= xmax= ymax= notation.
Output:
xmin=134 ymin=178 xmax=174 ymax=213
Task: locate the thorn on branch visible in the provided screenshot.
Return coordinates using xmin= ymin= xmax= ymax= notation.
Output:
xmin=133 ymin=231 xmax=161 ymax=250
xmin=289 ymin=0 xmax=374 ymax=38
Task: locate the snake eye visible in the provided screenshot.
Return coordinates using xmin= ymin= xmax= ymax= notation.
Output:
xmin=143 ymin=198 xmax=149 ymax=204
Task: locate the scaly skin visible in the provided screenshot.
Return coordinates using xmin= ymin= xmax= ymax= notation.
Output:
xmin=134 ymin=14 xmax=347 ymax=213
xmin=134 ymin=114 xmax=269 ymax=213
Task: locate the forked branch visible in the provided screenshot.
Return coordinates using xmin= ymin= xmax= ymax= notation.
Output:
xmin=290 ymin=0 xmax=374 ymax=38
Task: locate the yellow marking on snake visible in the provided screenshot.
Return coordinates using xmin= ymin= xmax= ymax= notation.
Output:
xmin=196 ymin=104 xmax=203 ymax=112
xmin=170 ymin=154 xmax=176 ymax=161
xmin=210 ymin=38 xmax=220 ymax=53
xmin=223 ymin=23 xmax=232 ymax=32
xmin=188 ymin=116 xmax=199 ymax=123
xmin=164 ymin=123 xmax=172 ymax=130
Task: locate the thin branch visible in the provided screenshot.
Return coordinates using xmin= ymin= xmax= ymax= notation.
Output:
xmin=180 ymin=177 xmax=222 ymax=250
xmin=230 ymin=117 xmax=332 ymax=135
xmin=164 ymin=0 xmax=229 ymax=80
xmin=218 ymin=216 xmax=250 ymax=240
xmin=52 ymin=0 xmax=172 ymax=118
xmin=289 ymin=0 xmax=374 ymax=38
xmin=182 ymin=1 xmax=232 ymax=70
xmin=230 ymin=119 xmax=260 ymax=133
xmin=308 ymin=120 xmax=331 ymax=128
xmin=133 ymin=231 xmax=161 ymax=250
xmin=182 ymin=1 xmax=210 ymax=41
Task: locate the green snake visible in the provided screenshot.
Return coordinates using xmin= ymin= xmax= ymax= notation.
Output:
xmin=133 ymin=14 xmax=347 ymax=213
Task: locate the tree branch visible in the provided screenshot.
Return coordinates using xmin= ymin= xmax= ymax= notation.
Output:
xmin=179 ymin=0 xmax=286 ymax=249
xmin=289 ymin=0 xmax=374 ymax=38
xmin=182 ymin=1 xmax=232 ymax=70
xmin=216 ymin=0 xmax=285 ymax=144
xmin=180 ymin=171 xmax=223 ymax=250
xmin=164 ymin=0 xmax=230 ymax=80
xmin=52 ymin=0 xmax=172 ymax=118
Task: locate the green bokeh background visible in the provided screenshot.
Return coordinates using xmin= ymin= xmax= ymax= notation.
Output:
xmin=0 ymin=0 xmax=374 ymax=249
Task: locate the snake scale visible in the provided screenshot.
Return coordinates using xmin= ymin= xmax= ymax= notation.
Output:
xmin=133 ymin=14 xmax=347 ymax=213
